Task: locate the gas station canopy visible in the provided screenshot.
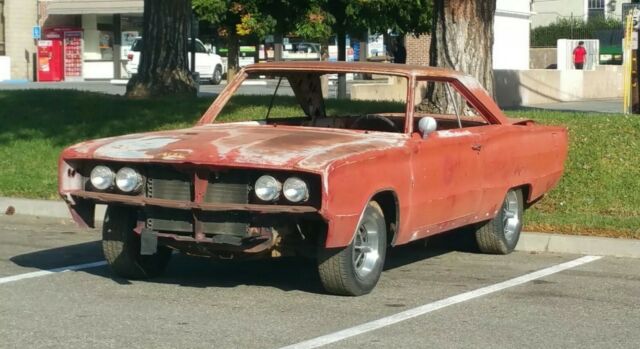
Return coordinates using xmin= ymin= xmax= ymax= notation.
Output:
xmin=44 ymin=0 xmax=143 ymax=15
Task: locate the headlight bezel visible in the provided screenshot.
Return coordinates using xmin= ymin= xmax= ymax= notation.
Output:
xmin=253 ymin=173 xmax=316 ymax=205
xmin=254 ymin=175 xmax=283 ymax=202
xmin=283 ymin=177 xmax=309 ymax=203
xmin=87 ymin=164 xmax=144 ymax=195
xmin=115 ymin=167 xmax=144 ymax=193
xmin=89 ymin=165 xmax=116 ymax=191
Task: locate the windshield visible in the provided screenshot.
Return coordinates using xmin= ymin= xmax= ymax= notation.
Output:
xmin=215 ymin=72 xmax=408 ymax=133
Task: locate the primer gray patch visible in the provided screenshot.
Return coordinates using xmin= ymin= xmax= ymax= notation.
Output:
xmin=94 ymin=136 xmax=180 ymax=159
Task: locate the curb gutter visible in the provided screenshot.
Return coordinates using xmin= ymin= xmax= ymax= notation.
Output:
xmin=2 ymin=197 xmax=639 ymax=259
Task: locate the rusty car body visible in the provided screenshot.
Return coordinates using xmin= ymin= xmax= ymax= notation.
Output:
xmin=59 ymin=62 xmax=568 ymax=296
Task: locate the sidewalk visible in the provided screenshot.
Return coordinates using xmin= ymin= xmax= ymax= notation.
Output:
xmin=2 ymin=196 xmax=639 ymax=259
xmin=526 ymin=98 xmax=623 ymax=114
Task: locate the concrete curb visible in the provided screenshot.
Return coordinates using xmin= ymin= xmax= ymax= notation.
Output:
xmin=2 ymin=197 xmax=639 ymax=259
xmin=1 ymin=197 xmax=106 ymax=221
xmin=515 ymin=232 xmax=640 ymax=259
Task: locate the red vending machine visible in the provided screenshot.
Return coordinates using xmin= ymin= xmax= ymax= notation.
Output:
xmin=37 ymin=40 xmax=64 ymax=82
xmin=37 ymin=27 xmax=84 ymax=82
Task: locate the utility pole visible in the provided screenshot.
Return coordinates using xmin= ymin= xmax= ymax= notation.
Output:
xmin=623 ymin=4 xmax=640 ymax=114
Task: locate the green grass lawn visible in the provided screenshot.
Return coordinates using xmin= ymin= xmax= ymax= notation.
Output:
xmin=1 ymin=90 xmax=638 ymax=238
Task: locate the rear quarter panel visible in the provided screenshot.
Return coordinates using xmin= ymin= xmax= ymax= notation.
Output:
xmin=478 ymin=124 xmax=568 ymax=216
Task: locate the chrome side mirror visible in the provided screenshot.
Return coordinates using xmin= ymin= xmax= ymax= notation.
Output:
xmin=418 ymin=117 xmax=437 ymax=139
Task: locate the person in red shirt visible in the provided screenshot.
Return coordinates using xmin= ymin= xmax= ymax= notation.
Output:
xmin=573 ymin=41 xmax=587 ymax=70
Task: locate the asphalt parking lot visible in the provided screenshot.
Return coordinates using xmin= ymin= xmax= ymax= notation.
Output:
xmin=1 ymin=214 xmax=639 ymax=349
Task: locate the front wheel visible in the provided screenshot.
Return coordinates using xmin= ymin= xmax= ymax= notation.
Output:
xmin=475 ymin=189 xmax=524 ymax=254
xmin=317 ymin=201 xmax=387 ymax=296
xmin=102 ymin=205 xmax=172 ymax=279
xmin=210 ymin=65 xmax=223 ymax=85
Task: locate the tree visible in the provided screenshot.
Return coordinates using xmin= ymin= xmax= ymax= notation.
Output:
xmin=318 ymin=0 xmax=432 ymax=98
xmin=193 ymin=1 xmax=278 ymax=81
xmin=193 ymin=1 xmax=328 ymax=81
xmin=429 ymin=0 xmax=496 ymax=98
xmin=126 ymin=0 xmax=197 ymax=98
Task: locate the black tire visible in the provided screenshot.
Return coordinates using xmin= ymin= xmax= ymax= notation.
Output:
xmin=317 ymin=201 xmax=387 ymax=296
xmin=475 ymin=189 xmax=524 ymax=254
xmin=102 ymin=205 xmax=172 ymax=279
xmin=211 ymin=65 xmax=223 ymax=85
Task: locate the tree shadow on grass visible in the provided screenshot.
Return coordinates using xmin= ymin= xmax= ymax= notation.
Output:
xmin=0 ymin=90 xmax=213 ymax=147
xmin=9 ymin=227 xmax=479 ymax=294
xmin=0 ymin=90 xmax=407 ymax=148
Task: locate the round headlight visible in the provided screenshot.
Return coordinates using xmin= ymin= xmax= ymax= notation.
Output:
xmin=90 ymin=166 xmax=115 ymax=190
xmin=115 ymin=167 xmax=143 ymax=193
xmin=254 ymin=175 xmax=282 ymax=202
xmin=283 ymin=177 xmax=309 ymax=203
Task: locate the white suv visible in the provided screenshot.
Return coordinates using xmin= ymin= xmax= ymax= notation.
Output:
xmin=126 ymin=38 xmax=225 ymax=85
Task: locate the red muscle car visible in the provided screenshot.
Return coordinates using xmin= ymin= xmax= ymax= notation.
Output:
xmin=59 ymin=62 xmax=567 ymax=296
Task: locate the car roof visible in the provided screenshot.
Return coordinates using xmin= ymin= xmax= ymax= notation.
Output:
xmin=243 ymin=61 xmax=469 ymax=80
xmin=239 ymin=61 xmax=507 ymax=125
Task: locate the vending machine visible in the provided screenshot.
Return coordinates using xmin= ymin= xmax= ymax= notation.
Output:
xmin=37 ymin=27 xmax=84 ymax=82
xmin=63 ymin=30 xmax=84 ymax=81
xmin=37 ymin=40 xmax=64 ymax=82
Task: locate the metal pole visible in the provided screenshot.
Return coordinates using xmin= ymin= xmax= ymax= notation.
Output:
xmin=190 ymin=11 xmax=196 ymax=73
xmin=113 ymin=14 xmax=122 ymax=79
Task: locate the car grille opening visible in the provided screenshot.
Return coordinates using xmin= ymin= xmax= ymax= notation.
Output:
xmin=145 ymin=166 xmax=250 ymax=238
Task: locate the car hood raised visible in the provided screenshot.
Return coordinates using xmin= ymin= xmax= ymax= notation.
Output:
xmin=65 ymin=123 xmax=408 ymax=172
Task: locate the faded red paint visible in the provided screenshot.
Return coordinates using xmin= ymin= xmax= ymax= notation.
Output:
xmin=59 ymin=62 xmax=567 ymax=250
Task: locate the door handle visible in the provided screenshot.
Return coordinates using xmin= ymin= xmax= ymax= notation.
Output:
xmin=471 ymin=144 xmax=482 ymax=151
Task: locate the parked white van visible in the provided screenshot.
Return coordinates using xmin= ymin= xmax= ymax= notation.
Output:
xmin=126 ymin=38 xmax=225 ymax=85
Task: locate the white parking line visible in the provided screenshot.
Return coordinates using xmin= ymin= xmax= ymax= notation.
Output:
xmin=278 ymin=255 xmax=603 ymax=349
xmin=0 ymin=260 xmax=107 ymax=285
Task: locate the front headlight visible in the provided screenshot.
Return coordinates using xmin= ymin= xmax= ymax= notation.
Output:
xmin=255 ymin=175 xmax=282 ymax=202
xmin=283 ymin=177 xmax=309 ymax=203
xmin=90 ymin=166 xmax=115 ymax=190
xmin=115 ymin=167 xmax=143 ymax=193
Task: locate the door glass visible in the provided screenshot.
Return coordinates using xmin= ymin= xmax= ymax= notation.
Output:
xmin=413 ymin=80 xmax=488 ymax=131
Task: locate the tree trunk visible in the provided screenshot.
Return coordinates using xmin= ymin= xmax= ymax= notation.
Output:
xmin=425 ymin=0 xmax=496 ymax=109
xmin=126 ymin=0 xmax=197 ymax=98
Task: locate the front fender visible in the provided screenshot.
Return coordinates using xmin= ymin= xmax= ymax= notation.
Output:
xmin=320 ymin=149 xmax=411 ymax=248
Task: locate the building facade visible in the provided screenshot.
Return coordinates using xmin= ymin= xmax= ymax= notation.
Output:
xmin=532 ymin=0 xmax=631 ymax=27
xmin=1 ymin=0 xmax=143 ymax=81
xmin=3 ymin=0 xmax=38 ymax=81
xmin=3 ymin=1 xmax=532 ymax=81
xmin=40 ymin=0 xmax=143 ymax=80
xmin=494 ymin=0 xmax=532 ymax=70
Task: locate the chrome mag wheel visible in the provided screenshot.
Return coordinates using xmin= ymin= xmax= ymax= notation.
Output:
xmin=353 ymin=220 xmax=381 ymax=279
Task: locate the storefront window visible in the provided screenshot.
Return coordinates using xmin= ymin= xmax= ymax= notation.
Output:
xmin=121 ymin=15 xmax=142 ymax=59
xmin=96 ymin=15 xmax=114 ymax=60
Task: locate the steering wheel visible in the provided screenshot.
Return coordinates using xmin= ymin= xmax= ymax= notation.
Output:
xmin=350 ymin=115 xmax=399 ymax=133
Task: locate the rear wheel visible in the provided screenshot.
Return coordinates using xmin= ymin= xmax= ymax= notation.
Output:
xmin=317 ymin=201 xmax=387 ymax=296
xmin=102 ymin=205 xmax=172 ymax=279
xmin=210 ymin=65 xmax=223 ymax=85
xmin=475 ymin=189 xmax=523 ymax=254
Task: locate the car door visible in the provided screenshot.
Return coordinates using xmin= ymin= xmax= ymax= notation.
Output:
xmin=407 ymin=80 xmax=485 ymax=237
xmin=409 ymin=128 xmax=483 ymax=235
